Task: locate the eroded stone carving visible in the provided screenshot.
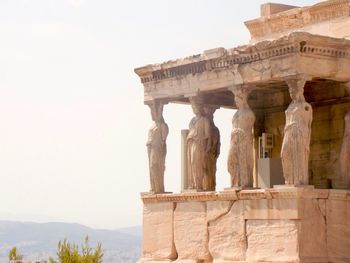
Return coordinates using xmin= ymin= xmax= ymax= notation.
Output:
xmin=147 ymin=101 xmax=169 ymax=193
xmin=340 ymin=111 xmax=350 ymax=186
xmin=245 ymin=0 xmax=350 ymax=41
xmin=187 ymin=98 xmax=211 ymax=190
xmin=203 ymin=106 xmax=220 ymax=191
xmin=281 ymin=77 xmax=313 ymax=185
xmin=228 ymin=86 xmax=255 ymax=187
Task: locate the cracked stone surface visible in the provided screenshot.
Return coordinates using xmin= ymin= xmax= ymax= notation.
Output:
xmin=327 ymin=199 xmax=350 ymax=261
xmin=299 ymin=199 xmax=327 ymax=259
xmin=141 ymin=189 xmax=349 ymax=262
xmin=208 ymin=201 xmax=246 ymax=261
xmin=142 ymin=202 xmax=177 ymax=260
xmin=174 ymin=202 xmax=211 ymax=261
xmin=207 ymin=201 xmax=232 ymax=223
xmin=246 ymin=219 xmax=299 ymax=262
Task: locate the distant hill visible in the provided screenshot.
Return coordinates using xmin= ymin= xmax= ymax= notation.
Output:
xmin=0 ymin=221 xmax=141 ymax=263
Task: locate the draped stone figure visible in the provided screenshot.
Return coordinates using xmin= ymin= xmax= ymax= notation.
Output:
xmin=187 ymin=98 xmax=211 ymax=190
xmin=227 ymin=86 xmax=255 ymax=187
xmin=146 ymin=101 xmax=169 ymax=193
xmin=281 ymin=78 xmax=313 ymax=185
xmin=203 ymin=106 xmax=220 ymax=191
xmin=340 ymin=111 xmax=350 ymax=186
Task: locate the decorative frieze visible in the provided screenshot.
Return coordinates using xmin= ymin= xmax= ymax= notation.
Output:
xmin=141 ymin=188 xmax=335 ymax=203
xmin=135 ymin=33 xmax=350 ymax=85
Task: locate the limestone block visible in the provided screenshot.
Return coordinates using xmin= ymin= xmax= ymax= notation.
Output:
xmin=243 ymin=199 xmax=299 ymax=220
xmin=246 ymin=219 xmax=299 ymax=262
xmin=260 ymin=3 xmax=298 ymax=17
xmin=174 ymin=202 xmax=210 ymax=261
xmin=244 ymin=198 xmax=327 ymax=261
xmin=142 ymin=202 xmax=176 ymax=260
xmin=318 ymin=199 xmax=326 ymax=217
xmin=326 ymin=199 xmax=350 ymax=225
xmin=206 ymin=201 xmax=232 ymax=222
xmin=299 ymin=199 xmax=327 ymax=260
xmin=327 ymin=199 xmax=350 ymax=261
xmin=208 ymin=201 xmax=246 ymax=261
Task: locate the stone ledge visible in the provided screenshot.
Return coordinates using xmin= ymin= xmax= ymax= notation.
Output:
xmin=328 ymin=189 xmax=350 ymax=200
xmin=140 ymin=188 xmax=342 ymax=203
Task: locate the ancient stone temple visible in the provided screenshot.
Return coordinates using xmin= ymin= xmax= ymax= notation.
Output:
xmin=134 ymin=1 xmax=350 ymax=262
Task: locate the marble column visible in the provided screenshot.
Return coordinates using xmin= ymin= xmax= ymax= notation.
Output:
xmin=227 ymin=86 xmax=255 ymax=188
xmin=146 ymin=101 xmax=169 ymax=193
xmin=186 ymin=97 xmax=211 ymax=191
xmin=253 ymin=110 xmax=264 ymax=188
xmin=339 ymin=83 xmax=350 ymax=188
xmin=281 ymin=76 xmax=313 ymax=185
xmin=340 ymin=111 xmax=350 ymax=187
xmin=181 ymin=129 xmax=189 ymax=191
xmin=203 ymin=105 xmax=220 ymax=191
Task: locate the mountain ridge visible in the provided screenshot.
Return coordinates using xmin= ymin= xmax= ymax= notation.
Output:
xmin=0 ymin=220 xmax=141 ymax=263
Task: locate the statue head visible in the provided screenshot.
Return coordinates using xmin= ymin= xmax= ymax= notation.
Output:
xmin=190 ymin=97 xmax=204 ymax=116
xmin=203 ymin=106 xmax=217 ymax=118
xmin=232 ymin=86 xmax=248 ymax=109
xmin=287 ymin=78 xmax=306 ymax=102
xmin=288 ymin=85 xmax=305 ymax=101
xmin=149 ymin=101 xmax=164 ymax=123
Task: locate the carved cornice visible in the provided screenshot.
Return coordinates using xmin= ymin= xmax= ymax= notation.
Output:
xmin=134 ymin=33 xmax=350 ymax=85
xmin=245 ymin=0 xmax=350 ymax=40
xmin=140 ymin=188 xmax=339 ymax=203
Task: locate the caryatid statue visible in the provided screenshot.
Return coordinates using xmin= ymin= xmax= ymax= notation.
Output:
xmin=227 ymin=86 xmax=255 ymax=188
xmin=203 ymin=106 xmax=220 ymax=191
xmin=186 ymin=97 xmax=211 ymax=190
xmin=340 ymin=111 xmax=350 ymax=185
xmin=339 ymin=85 xmax=350 ymax=186
xmin=146 ymin=101 xmax=169 ymax=193
xmin=281 ymin=77 xmax=313 ymax=185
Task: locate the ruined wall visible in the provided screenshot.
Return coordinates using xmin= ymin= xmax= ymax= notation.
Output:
xmin=139 ymin=189 xmax=350 ymax=263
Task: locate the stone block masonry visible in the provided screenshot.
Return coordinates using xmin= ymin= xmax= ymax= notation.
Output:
xmin=139 ymin=188 xmax=350 ymax=263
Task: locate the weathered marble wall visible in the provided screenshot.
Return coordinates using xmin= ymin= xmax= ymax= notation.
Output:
xmin=139 ymin=188 xmax=350 ymax=263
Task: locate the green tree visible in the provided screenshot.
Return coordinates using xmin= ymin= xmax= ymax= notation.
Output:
xmin=8 ymin=247 xmax=23 ymax=261
xmin=49 ymin=236 xmax=103 ymax=263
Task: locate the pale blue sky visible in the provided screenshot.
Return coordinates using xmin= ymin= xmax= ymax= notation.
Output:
xmin=0 ymin=0 xmax=320 ymax=229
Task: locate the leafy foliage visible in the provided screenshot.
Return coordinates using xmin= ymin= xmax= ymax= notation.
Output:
xmin=8 ymin=247 xmax=23 ymax=261
xmin=49 ymin=236 xmax=103 ymax=263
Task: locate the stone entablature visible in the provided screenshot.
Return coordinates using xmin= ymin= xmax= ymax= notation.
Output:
xmin=135 ymin=33 xmax=350 ymax=103
xmin=245 ymin=0 xmax=350 ymax=43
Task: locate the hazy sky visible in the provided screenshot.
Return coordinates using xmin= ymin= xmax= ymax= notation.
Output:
xmin=0 ymin=0 xmax=321 ymax=229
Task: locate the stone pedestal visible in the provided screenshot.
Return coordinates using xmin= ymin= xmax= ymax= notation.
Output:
xmin=257 ymin=158 xmax=284 ymax=188
xmin=140 ymin=188 xmax=350 ymax=263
